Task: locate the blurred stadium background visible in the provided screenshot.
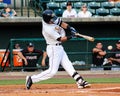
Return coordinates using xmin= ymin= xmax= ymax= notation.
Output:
xmin=0 ymin=0 xmax=120 ymax=72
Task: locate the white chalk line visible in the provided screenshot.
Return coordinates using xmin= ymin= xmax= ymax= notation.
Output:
xmin=87 ymin=87 xmax=120 ymax=91
xmin=76 ymin=87 xmax=120 ymax=94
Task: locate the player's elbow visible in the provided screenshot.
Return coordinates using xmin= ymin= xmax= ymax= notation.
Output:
xmin=99 ymin=51 xmax=106 ymax=56
xmin=43 ymin=51 xmax=47 ymax=57
xmin=57 ymin=37 xmax=67 ymax=42
xmin=17 ymin=52 xmax=22 ymax=56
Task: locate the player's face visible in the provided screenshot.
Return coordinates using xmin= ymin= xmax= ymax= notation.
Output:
xmin=96 ymin=43 xmax=103 ymax=49
xmin=5 ymin=8 xmax=10 ymax=12
xmin=82 ymin=6 xmax=87 ymax=12
xmin=116 ymin=43 xmax=120 ymax=49
xmin=27 ymin=46 xmax=34 ymax=52
xmin=67 ymin=5 xmax=72 ymax=11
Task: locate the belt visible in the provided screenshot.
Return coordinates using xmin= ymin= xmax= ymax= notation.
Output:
xmin=47 ymin=43 xmax=62 ymax=46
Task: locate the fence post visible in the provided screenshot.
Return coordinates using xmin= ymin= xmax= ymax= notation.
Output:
xmin=21 ymin=0 xmax=23 ymax=16
xmin=10 ymin=39 xmax=14 ymax=71
xmin=27 ymin=0 xmax=30 ymax=17
xmin=0 ymin=43 xmax=10 ymax=72
xmin=13 ymin=0 xmax=16 ymax=9
xmin=86 ymin=40 xmax=89 ymax=65
xmin=0 ymin=63 xmax=2 ymax=72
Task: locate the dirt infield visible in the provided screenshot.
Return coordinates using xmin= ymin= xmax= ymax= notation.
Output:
xmin=0 ymin=84 xmax=120 ymax=96
xmin=0 ymin=71 xmax=120 ymax=96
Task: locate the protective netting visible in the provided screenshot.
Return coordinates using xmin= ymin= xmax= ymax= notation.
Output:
xmin=7 ymin=38 xmax=120 ymax=71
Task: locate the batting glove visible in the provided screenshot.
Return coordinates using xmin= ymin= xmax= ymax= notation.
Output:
xmin=70 ymin=27 xmax=77 ymax=34
xmin=70 ymin=27 xmax=77 ymax=37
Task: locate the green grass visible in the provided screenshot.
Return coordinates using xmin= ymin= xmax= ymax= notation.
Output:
xmin=0 ymin=78 xmax=120 ymax=85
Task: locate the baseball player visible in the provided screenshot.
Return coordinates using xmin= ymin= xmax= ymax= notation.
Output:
xmin=26 ymin=9 xmax=91 ymax=90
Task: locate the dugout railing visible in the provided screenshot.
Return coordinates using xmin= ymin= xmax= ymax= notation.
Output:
xmin=0 ymin=38 xmax=120 ymax=72
xmin=12 ymin=0 xmax=44 ymax=17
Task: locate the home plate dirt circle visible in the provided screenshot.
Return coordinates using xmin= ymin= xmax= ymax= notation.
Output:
xmin=0 ymin=84 xmax=120 ymax=96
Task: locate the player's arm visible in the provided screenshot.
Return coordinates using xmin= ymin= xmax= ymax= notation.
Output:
xmin=93 ymin=48 xmax=102 ymax=53
xmin=60 ymin=22 xmax=77 ymax=35
xmin=99 ymin=51 xmax=106 ymax=56
xmin=17 ymin=51 xmax=28 ymax=65
xmin=57 ymin=36 xmax=73 ymax=42
xmin=60 ymin=22 xmax=68 ymax=29
xmin=12 ymin=9 xmax=17 ymax=16
xmin=53 ymin=17 xmax=77 ymax=35
xmin=41 ymin=51 xmax=47 ymax=66
xmin=108 ymin=58 xmax=120 ymax=63
xmin=93 ymin=48 xmax=106 ymax=56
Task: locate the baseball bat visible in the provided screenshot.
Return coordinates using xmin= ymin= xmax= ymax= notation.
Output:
xmin=75 ymin=33 xmax=95 ymax=42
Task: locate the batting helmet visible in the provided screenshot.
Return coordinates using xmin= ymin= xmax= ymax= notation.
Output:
xmin=42 ymin=9 xmax=57 ymax=23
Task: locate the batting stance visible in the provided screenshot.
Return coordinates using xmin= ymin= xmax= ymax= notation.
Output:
xmin=26 ymin=9 xmax=91 ymax=89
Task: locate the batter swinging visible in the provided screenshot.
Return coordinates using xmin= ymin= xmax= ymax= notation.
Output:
xmin=26 ymin=9 xmax=91 ymax=89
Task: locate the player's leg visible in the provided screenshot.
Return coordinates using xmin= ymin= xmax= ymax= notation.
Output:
xmin=26 ymin=56 xmax=60 ymax=89
xmin=26 ymin=46 xmax=62 ymax=89
xmin=61 ymin=51 xmax=91 ymax=88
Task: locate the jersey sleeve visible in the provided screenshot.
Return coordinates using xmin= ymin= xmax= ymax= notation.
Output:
xmin=73 ymin=9 xmax=77 ymax=18
xmin=53 ymin=17 xmax=62 ymax=26
xmin=34 ymin=49 xmax=43 ymax=55
xmin=21 ymin=49 xmax=27 ymax=54
xmin=88 ymin=11 xmax=92 ymax=17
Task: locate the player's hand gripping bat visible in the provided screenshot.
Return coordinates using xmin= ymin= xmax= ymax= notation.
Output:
xmin=75 ymin=33 xmax=95 ymax=42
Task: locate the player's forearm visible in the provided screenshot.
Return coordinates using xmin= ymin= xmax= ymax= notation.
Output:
xmin=93 ymin=48 xmax=102 ymax=53
xmin=59 ymin=36 xmax=72 ymax=42
xmin=17 ymin=52 xmax=26 ymax=61
xmin=42 ymin=52 xmax=47 ymax=60
xmin=109 ymin=58 xmax=120 ymax=63
xmin=41 ymin=52 xmax=47 ymax=66
xmin=2 ymin=14 xmax=8 ymax=17
xmin=99 ymin=51 xmax=106 ymax=56
xmin=115 ymin=59 xmax=120 ymax=63
xmin=61 ymin=22 xmax=76 ymax=33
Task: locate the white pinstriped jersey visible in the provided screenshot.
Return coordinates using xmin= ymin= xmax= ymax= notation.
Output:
xmin=62 ymin=9 xmax=77 ymax=18
xmin=77 ymin=11 xmax=92 ymax=18
xmin=42 ymin=20 xmax=65 ymax=45
xmin=53 ymin=17 xmax=62 ymax=26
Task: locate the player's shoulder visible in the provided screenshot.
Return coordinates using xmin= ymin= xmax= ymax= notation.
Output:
xmin=34 ymin=49 xmax=44 ymax=55
xmin=72 ymin=9 xmax=76 ymax=11
xmin=86 ymin=11 xmax=92 ymax=14
xmin=113 ymin=48 xmax=120 ymax=52
xmin=63 ymin=10 xmax=68 ymax=13
xmin=42 ymin=20 xmax=59 ymax=30
xmin=34 ymin=49 xmax=43 ymax=53
xmin=21 ymin=49 xmax=28 ymax=53
xmin=48 ymin=24 xmax=58 ymax=30
xmin=71 ymin=9 xmax=77 ymax=13
xmin=43 ymin=23 xmax=54 ymax=30
xmin=78 ymin=11 xmax=82 ymax=14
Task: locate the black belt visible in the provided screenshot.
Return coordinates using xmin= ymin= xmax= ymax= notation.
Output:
xmin=47 ymin=43 xmax=62 ymax=46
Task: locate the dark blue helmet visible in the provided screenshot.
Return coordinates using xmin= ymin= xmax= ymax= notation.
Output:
xmin=42 ymin=9 xmax=57 ymax=23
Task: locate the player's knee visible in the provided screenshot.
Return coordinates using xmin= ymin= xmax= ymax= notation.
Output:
xmin=49 ymin=70 xmax=57 ymax=77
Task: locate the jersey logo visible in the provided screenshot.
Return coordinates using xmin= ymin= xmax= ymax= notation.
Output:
xmin=55 ymin=26 xmax=60 ymax=31
xmin=55 ymin=26 xmax=62 ymax=34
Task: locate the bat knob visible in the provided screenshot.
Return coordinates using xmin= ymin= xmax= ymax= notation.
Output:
xmin=91 ymin=38 xmax=95 ymax=42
